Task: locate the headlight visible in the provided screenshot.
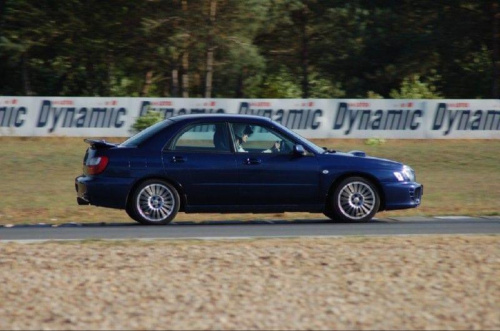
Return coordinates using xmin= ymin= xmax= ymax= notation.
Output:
xmin=394 ymin=165 xmax=416 ymax=182
xmin=403 ymin=166 xmax=416 ymax=182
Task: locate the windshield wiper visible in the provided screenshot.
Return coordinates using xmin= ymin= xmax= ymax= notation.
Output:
xmin=322 ymin=147 xmax=337 ymax=154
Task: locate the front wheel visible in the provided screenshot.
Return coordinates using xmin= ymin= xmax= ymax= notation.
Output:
xmin=325 ymin=177 xmax=380 ymax=222
xmin=129 ymin=179 xmax=180 ymax=225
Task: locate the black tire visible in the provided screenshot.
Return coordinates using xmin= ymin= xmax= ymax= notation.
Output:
xmin=125 ymin=203 xmax=140 ymax=222
xmin=325 ymin=177 xmax=380 ymax=222
xmin=129 ymin=179 xmax=180 ymax=225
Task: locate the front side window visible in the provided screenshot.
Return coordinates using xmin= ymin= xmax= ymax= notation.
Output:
xmin=170 ymin=123 xmax=230 ymax=152
xmin=230 ymin=123 xmax=295 ymax=154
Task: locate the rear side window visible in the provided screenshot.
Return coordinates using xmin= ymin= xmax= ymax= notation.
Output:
xmin=170 ymin=123 xmax=231 ymax=152
xmin=121 ymin=119 xmax=174 ymax=147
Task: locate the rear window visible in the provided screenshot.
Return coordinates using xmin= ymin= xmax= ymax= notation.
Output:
xmin=120 ymin=119 xmax=174 ymax=147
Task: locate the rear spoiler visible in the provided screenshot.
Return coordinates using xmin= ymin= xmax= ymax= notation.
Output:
xmin=84 ymin=139 xmax=118 ymax=149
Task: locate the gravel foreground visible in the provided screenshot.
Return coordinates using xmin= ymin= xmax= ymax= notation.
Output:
xmin=0 ymin=235 xmax=499 ymax=330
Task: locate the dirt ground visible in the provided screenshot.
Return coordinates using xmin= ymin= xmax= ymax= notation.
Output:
xmin=0 ymin=235 xmax=499 ymax=330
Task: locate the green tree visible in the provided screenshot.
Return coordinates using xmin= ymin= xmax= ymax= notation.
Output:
xmin=0 ymin=0 xmax=147 ymax=96
xmin=259 ymin=68 xmax=301 ymax=98
xmin=389 ymin=74 xmax=442 ymax=99
xmin=132 ymin=110 xmax=163 ymax=133
xmin=0 ymin=0 xmax=497 ymax=98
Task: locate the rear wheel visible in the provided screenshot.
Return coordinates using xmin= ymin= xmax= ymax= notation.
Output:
xmin=325 ymin=177 xmax=380 ymax=222
xmin=125 ymin=204 xmax=140 ymax=222
xmin=129 ymin=179 xmax=180 ymax=225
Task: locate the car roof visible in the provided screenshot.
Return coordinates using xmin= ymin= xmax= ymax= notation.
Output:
xmin=169 ymin=114 xmax=273 ymax=123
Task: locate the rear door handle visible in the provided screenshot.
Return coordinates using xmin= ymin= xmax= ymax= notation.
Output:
xmin=244 ymin=158 xmax=262 ymax=165
xmin=172 ymin=156 xmax=186 ymax=163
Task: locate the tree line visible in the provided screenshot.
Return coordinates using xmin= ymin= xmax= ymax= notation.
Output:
xmin=0 ymin=0 xmax=498 ymax=99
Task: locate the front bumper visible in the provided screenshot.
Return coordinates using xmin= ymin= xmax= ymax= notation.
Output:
xmin=382 ymin=182 xmax=423 ymax=210
xmin=75 ymin=175 xmax=134 ymax=210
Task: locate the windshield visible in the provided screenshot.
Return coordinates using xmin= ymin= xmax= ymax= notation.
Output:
xmin=120 ymin=119 xmax=174 ymax=147
xmin=272 ymin=121 xmax=325 ymax=154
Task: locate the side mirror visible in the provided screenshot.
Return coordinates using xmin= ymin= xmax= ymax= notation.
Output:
xmin=293 ymin=144 xmax=307 ymax=156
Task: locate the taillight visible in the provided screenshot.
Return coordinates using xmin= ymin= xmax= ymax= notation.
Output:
xmin=86 ymin=156 xmax=109 ymax=175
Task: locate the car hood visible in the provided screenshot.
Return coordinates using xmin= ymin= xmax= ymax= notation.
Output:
xmin=321 ymin=150 xmax=403 ymax=169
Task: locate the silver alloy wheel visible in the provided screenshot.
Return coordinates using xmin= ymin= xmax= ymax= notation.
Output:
xmin=136 ymin=183 xmax=175 ymax=222
xmin=337 ymin=181 xmax=376 ymax=220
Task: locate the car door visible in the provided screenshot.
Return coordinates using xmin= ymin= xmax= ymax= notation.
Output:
xmin=162 ymin=121 xmax=239 ymax=206
xmin=230 ymin=122 xmax=321 ymax=206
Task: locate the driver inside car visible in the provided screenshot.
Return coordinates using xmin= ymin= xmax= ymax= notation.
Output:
xmin=234 ymin=124 xmax=286 ymax=153
xmin=234 ymin=124 xmax=254 ymax=152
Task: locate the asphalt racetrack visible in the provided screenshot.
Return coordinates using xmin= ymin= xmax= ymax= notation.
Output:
xmin=0 ymin=216 xmax=499 ymax=242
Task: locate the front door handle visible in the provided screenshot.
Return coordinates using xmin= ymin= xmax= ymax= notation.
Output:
xmin=244 ymin=158 xmax=262 ymax=165
xmin=172 ymin=156 xmax=186 ymax=163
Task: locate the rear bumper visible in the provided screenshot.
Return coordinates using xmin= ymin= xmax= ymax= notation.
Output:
xmin=75 ymin=175 xmax=134 ymax=209
xmin=382 ymin=182 xmax=423 ymax=210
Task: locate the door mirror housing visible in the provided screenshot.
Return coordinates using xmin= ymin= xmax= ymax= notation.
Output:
xmin=293 ymin=144 xmax=307 ymax=156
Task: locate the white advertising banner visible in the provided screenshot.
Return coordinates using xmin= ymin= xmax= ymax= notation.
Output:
xmin=0 ymin=97 xmax=499 ymax=138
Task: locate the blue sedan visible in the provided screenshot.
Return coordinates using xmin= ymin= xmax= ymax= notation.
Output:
xmin=75 ymin=114 xmax=422 ymax=225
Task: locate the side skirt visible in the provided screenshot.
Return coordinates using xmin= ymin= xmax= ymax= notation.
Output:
xmin=184 ymin=204 xmax=324 ymax=214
